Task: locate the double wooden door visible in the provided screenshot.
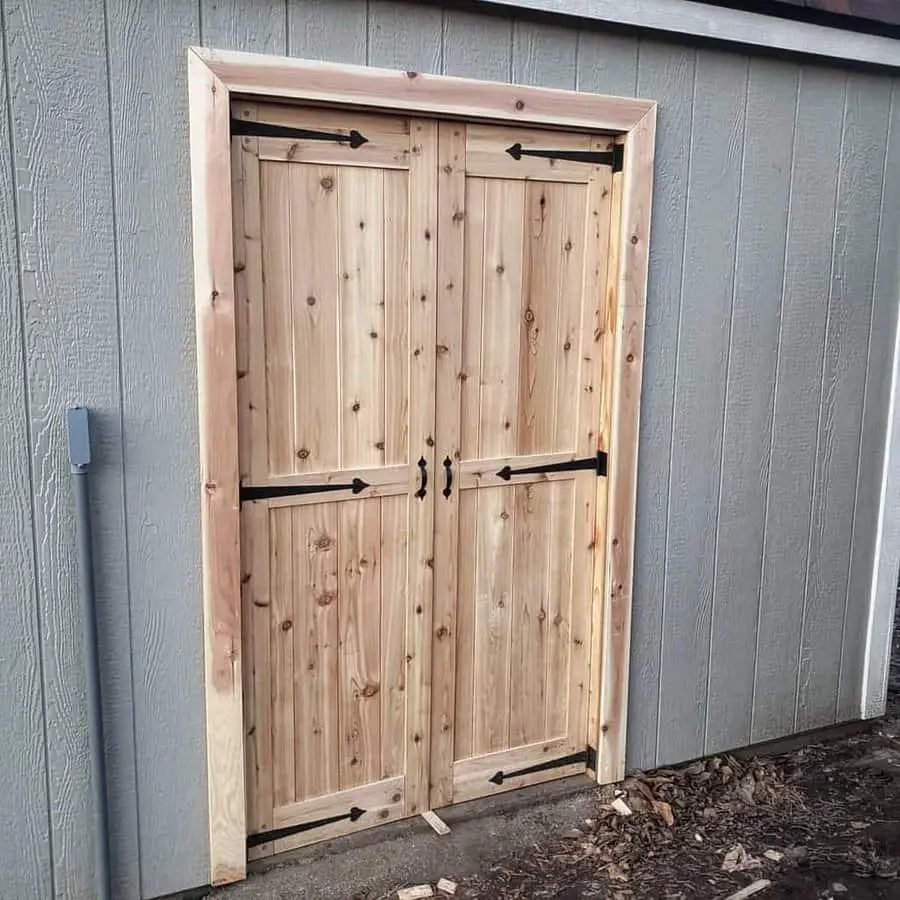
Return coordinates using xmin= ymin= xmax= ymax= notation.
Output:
xmin=232 ymin=101 xmax=616 ymax=855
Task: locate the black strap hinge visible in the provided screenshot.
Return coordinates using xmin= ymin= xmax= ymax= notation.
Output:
xmin=489 ymin=745 xmax=597 ymax=785
xmin=231 ymin=117 xmax=369 ymax=148
xmin=497 ymin=451 xmax=607 ymax=481
xmin=506 ymin=142 xmax=623 ymax=172
xmin=241 ymin=478 xmax=369 ymax=503
xmin=247 ymin=806 xmax=365 ymax=848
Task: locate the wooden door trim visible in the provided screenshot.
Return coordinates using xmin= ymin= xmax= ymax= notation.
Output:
xmin=187 ymin=46 xmax=656 ymax=886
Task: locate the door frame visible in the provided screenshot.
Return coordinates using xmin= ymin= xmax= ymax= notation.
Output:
xmin=187 ymin=46 xmax=656 ymax=886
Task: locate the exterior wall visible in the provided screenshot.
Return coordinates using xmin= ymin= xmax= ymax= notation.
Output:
xmin=0 ymin=0 xmax=898 ymax=897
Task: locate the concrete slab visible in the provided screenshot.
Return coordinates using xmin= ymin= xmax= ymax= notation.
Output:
xmin=202 ymin=776 xmax=597 ymax=899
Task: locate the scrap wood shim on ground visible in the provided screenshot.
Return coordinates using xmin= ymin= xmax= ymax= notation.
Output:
xmin=397 ymin=886 xmax=434 ymax=900
xmin=436 ymin=878 xmax=457 ymax=895
xmin=723 ymin=880 xmax=771 ymax=900
xmin=421 ymin=810 xmax=451 ymax=836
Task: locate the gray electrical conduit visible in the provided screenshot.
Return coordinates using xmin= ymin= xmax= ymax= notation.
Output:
xmin=67 ymin=407 xmax=111 ymax=900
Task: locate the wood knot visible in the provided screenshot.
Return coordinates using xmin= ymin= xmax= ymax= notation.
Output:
xmin=452 ymin=209 xmax=465 ymax=223
xmin=524 ymin=308 xmax=535 ymax=325
xmin=320 ymin=176 xmax=334 ymax=190
xmin=630 ymin=234 xmax=639 ymax=245
xmin=515 ymin=99 xmax=525 ymax=110
xmin=210 ymin=289 xmax=219 ymax=307
xmin=495 ymin=264 xmax=505 ymax=275
xmin=281 ymin=619 xmax=292 ymax=631
xmin=406 ymin=70 xmax=419 ymax=79
xmin=306 ymin=295 xmax=316 ymax=306
xmin=563 ymin=340 xmax=572 ymax=351
xmin=564 ymin=239 xmax=573 ymax=252
xmin=361 ymin=683 xmax=380 ymax=699
xmin=500 ymin=510 xmax=509 ymax=521
xmin=296 ymin=447 xmax=310 ymax=459
xmin=626 ymin=353 xmax=634 ymax=363
xmin=537 ymin=608 xmax=547 ymax=622
xmin=436 ymin=625 xmax=449 ymax=639
xmin=317 ymin=592 xmax=335 ymax=607
xmin=352 ymin=400 xmax=361 ymax=412
xmin=314 ymin=533 xmax=333 ymax=551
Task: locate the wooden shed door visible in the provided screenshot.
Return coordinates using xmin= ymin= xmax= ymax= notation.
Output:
xmin=429 ymin=123 xmax=615 ymax=807
xmin=233 ymin=104 xmax=615 ymax=850
xmin=233 ymin=103 xmax=438 ymax=853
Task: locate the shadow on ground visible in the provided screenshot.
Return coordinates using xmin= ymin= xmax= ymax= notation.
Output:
xmin=199 ymin=609 xmax=900 ymax=900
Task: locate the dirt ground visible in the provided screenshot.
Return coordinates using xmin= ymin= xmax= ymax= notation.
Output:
xmin=206 ymin=612 xmax=900 ymax=900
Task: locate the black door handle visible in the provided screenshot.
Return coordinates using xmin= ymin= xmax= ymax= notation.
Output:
xmin=416 ymin=457 xmax=428 ymax=499
xmin=442 ymin=457 xmax=453 ymax=498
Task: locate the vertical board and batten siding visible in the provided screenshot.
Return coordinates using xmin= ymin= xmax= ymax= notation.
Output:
xmin=0 ymin=1 xmax=897 ymax=897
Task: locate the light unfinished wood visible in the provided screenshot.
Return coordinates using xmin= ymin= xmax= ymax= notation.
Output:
xmin=380 ymin=495 xmax=409 ymax=779
xmin=234 ymin=99 xmax=413 ymax=170
xmin=289 ymin=164 xmax=340 ymax=475
xmin=584 ymin=151 xmax=617 ymax=775
xmin=196 ymin=48 xmax=656 ymax=133
xmin=188 ymin=50 xmax=246 ymax=885
xmin=430 ymin=121 xmax=467 ymax=808
xmin=338 ymin=499 xmax=382 ymax=789
xmin=292 ymin=503 xmax=340 ymax=802
xmin=192 ymin=49 xmax=656 ymax=881
xmin=421 ymin=809 xmax=451 ymax=836
xmin=466 ymin=123 xmax=613 ymax=183
xmin=340 ymin=167 xmax=386 ymax=470
xmin=269 ymin=775 xmax=405 ymax=850
xmin=269 ymin=508 xmax=296 ymax=807
xmin=404 ymin=118 xmax=439 ymax=817
xmin=260 ymin=161 xmax=294 ymax=477
xmin=596 ymin=110 xmax=655 ymax=783
xmin=451 ymin=738 xmax=583 ymax=803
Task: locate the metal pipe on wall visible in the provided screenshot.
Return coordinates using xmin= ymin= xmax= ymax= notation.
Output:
xmin=67 ymin=407 xmax=111 ymax=900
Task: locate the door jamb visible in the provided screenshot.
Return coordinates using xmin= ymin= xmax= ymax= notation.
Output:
xmin=187 ymin=46 xmax=656 ymax=885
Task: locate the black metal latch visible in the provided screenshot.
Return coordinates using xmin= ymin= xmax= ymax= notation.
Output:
xmin=496 ymin=451 xmax=607 ymax=481
xmin=489 ymin=746 xmax=597 ymax=785
xmin=506 ymin=142 xmax=623 ymax=172
xmin=231 ymin=117 xmax=369 ymax=148
xmin=247 ymin=806 xmax=366 ymax=848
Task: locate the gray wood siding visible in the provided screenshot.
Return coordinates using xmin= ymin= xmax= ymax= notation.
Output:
xmin=0 ymin=1 xmax=897 ymax=896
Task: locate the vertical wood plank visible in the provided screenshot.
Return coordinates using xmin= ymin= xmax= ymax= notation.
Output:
xmin=290 ymin=165 xmax=340 ymax=474
xmin=798 ymin=75 xmax=892 ymax=731
xmin=384 ymin=170 xmax=410 ymax=467
xmin=380 ymin=495 xmax=408 ymax=779
xmin=844 ymin=83 xmax=900 ymax=721
xmin=287 ymin=0 xmax=366 ymax=63
xmin=480 ymin=179 xmax=525 ymax=459
xmin=627 ymin=42 xmax=695 ymax=770
xmin=509 ymin=483 xmax=552 ymax=746
xmin=442 ymin=8 xmax=513 ymax=81
xmin=454 ymin=489 xmax=478 ymax=761
xmin=473 ymin=487 xmax=515 ymax=754
xmin=518 ymin=181 xmax=564 ymax=455
xmin=270 ymin=508 xmax=295 ymax=806
xmin=260 ymin=162 xmax=294 ymax=477
xmin=581 ymin=155 xmax=614 ymax=765
xmin=512 ymin=20 xmax=577 ymax=89
xmin=705 ymin=58 xmax=797 ymax=754
xmin=292 ymin=503 xmax=340 ymax=801
xmin=338 ymin=499 xmax=382 ymax=789
xmin=657 ymin=50 xmax=748 ymax=764
xmin=460 ymin=178 xmax=486 ymax=461
xmin=368 ymin=0 xmax=442 ymax=72
xmin=431 ymin=122 xmax=466 ymax=806
xmin=753 ymin=68 xmax=846 ymax=743
xmin=404 ymin=118 xmax=438 ymax=816
xmin=545 ymin=481 xmax=575 ymax=739
xmin=200 ymin=0 xmax=287 ymax=53
xmin=0 ymin=19 xmax=51 ymax=897
xmin=241 ymin=502 xmax=273 ymax=840
xmin=339 ymin=167 xmax=386 ymax=471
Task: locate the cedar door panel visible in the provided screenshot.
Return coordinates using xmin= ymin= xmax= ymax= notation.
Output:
xmin=431 ymin=123 xmax=615 ymax=806
xmin=234 ymin=102 xmax=437 ymax=854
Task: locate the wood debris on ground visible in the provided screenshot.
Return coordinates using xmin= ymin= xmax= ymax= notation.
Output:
xmin=436 ymin=877 xmax=457 ymax=895
xmin=397 ymin=886 xmax=434 ymax=900
xmin=722 ymin=879 xmax=771 ymax=900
